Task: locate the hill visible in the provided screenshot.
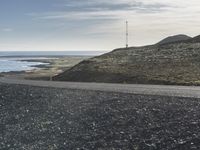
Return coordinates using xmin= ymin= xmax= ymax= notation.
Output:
xmin=157 ymin=34 xmax=192 ymax=45
xmin=53 ymin=35 xmax=200 ymax=85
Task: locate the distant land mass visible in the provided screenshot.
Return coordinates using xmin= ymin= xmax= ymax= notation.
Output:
xmin=157 ymin=34 xmax=192 ymax=45
xmin=54 ymin=34 xmax=200 ymax=85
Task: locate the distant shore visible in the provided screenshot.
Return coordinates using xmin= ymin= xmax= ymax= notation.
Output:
xmin=0 ymin=56 xmax=89 ymax=80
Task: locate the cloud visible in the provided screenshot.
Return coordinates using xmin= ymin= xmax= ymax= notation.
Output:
xmin=62 ymin=0 xmax=171 ymax=12
xmin=18 ymin=0 xmax=200 ymax=50
xmin=31 ymin=0 xmax=172 ymax=21
xmin=1 ymin=28 xmax=13 ymax=32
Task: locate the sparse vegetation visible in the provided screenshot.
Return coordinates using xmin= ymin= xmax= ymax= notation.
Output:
xmin=54 ymin=35 xmax=200 ymax=86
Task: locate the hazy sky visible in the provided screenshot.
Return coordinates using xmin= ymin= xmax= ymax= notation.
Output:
xmin=0 ymin=0 xmax=200 ymax=51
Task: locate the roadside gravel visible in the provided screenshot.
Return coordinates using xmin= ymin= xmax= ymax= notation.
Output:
xmin=1 ymin=83 xmax=200 ymax=149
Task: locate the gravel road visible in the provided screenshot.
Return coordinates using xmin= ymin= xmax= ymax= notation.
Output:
xmin=1 ymin=77 xmax=200 ymax=98
xmin=1 ymin=79 xmax=200 ymax=149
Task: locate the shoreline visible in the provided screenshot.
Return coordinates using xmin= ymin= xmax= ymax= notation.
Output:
xmin=0 ymin=56 xmax=89 ymax=80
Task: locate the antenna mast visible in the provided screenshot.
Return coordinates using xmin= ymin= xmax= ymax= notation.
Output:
xmin=126 ymin=21 xmax=128 ymax=48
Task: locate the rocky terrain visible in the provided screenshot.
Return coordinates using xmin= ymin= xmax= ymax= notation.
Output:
xmin=54 ymin=35 xmax=200 ymax=85
xmin=156 ymin=34 xmax=191 ymax=45
xmin=1 ymin=83 xmax=200 ymax=149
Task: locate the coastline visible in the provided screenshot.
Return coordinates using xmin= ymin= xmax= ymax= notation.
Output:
xmin=0 ymin=56 xmax=89 ymax=80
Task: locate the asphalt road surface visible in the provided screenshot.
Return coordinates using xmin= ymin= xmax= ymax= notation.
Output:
xmin=1 ymin=77 xmax=200 ymax=98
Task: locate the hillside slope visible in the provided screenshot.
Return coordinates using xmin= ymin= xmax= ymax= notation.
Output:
xmin=157 ymin=34 xmax=191 ymax=45
xmin=54 ymin=35 xmax=200 ymax=85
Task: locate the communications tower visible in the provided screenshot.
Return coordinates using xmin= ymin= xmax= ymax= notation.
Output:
xmin=126 ymin=21 xmax=128 ymax=48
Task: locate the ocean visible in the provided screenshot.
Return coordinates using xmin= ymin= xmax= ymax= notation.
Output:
xmin=0 ymin=51 xmax=106 ymax=57
xmin=0 ymin=51 xmax=106 ymax=73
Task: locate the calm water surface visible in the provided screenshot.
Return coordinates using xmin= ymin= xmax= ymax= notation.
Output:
xmin=0 ymin=51 xmax=106 ymax=73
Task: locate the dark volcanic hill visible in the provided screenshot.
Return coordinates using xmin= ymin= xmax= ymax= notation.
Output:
xmin=54 ymin=35 xmax=200 ymax=85
xmin=157 ymin=34 xmax=192 ymax=45
xmin=188 ymin=35 xmax=200 ymax=43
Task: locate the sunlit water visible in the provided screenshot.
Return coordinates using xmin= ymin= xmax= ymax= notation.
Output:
xmin=0 ymin=58 xmax=48 ymax=73
xmin=0 ymin=51 xmax=107 ymax=73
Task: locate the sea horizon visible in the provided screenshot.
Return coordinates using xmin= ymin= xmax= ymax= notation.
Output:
xmin=0 ymin=51 xmax=108 ymax=57
xmin=0 ymin=51 xmax=107 ymax=73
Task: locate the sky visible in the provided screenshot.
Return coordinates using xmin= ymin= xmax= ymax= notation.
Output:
xmin=0 ymin=0 xmax=200 ymax=51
